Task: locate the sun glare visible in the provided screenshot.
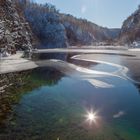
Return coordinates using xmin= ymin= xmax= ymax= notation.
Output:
xmin=85 ymin=110 xmax=98 ymax=125
xmin=88 ymin=113 xmax=96 ymax=121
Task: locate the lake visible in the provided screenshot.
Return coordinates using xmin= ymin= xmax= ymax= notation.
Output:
xmin=0 ymin=51 xmax=140 ymax=140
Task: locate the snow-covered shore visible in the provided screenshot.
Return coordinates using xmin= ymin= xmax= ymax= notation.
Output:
xmin=0 ymin=48 xmax=140 ymax=74
xmin=0 ymin=52 xmax=38 ymax=74
xmin=128 ymin=48 xmax=140 ymax=51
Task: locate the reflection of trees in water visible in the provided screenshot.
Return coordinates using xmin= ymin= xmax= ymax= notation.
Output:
xmin=67 ymin=53 xmax=98 ymax=68
xmin=31 ymin=67 xmax=64 ymax=86
xmin=32 ymin=53 xmax=67 ymax=61
xmin=33 ymin=52 xmax=97 ymax=68
xmin=0 ymin=71 xmax=32 ymax=127
xmin=136 ymin=84 xmax=140 ymax=94
xmin=0 ymin=68 xmax=63 ymax=128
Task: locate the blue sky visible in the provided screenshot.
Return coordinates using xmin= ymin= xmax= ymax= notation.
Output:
xmin=34 ymin=0 xmax=139 ymax=28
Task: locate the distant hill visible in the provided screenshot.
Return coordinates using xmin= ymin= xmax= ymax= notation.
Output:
xmin=60 ymin=14 xmax=120 ymax=46
xmin=19 ymin=1 xmax=120 ymax=48
xmin=1 ymin=0 xmax=139 ymax=50
xmin=119 ymin=5 xmax=140 ymax=45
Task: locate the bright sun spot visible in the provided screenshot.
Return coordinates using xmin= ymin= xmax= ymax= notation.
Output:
xmin=85 ymin=110 xmax=98 ymax=124
xmin=88 ymin=113 xmax=96 ymax=121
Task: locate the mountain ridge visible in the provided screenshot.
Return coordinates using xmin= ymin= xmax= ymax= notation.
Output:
xmin=0 ymin=0 xmax=139 ymax=52
xmin=119 ymin=5 xmax=140 ymax=45
xmin=20 ymin=1 xmax=121 ymax=48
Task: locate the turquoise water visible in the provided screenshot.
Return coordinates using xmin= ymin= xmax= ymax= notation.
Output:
xmin=0 ymin=54 xmax=140 ymax=140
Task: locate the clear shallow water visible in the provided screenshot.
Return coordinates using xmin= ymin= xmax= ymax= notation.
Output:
xmin=0 ymin=53 xmax=140 ymax=140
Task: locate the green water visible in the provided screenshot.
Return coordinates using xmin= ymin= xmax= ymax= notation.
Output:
xmin=0 ymin=54 xmax=140 ymax=140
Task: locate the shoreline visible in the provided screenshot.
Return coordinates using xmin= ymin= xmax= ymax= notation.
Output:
xmin=0 ymin=52 xmax=38 ymax=74
xmin=0 ymin=48 xmax=140 ymax=74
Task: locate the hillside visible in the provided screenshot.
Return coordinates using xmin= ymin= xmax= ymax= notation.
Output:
xmin=119 ymin=5 xmax=140 ymax=45
xmin=61 ymin=14 xmax=120 ymax=46
xmin=1 ymin=0 xmax=139 ymax=50
xmin=0 ymin=0 xmax=33 ymax=53
xmin=22 ymin=2 xmax=68 ymax=49
xmin=20 ymin=1 xmax=120 ymax=48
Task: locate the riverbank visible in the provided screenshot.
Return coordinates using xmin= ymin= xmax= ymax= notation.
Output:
xmin=0 ymin=52 xmax=38 ymax=74
xmin=0 ymin=48 xmax=140 ymax=74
